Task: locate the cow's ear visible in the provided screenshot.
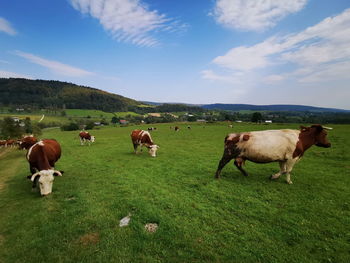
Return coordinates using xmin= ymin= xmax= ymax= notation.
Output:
xmin=300 ymin=126 xmax=308 ymax=132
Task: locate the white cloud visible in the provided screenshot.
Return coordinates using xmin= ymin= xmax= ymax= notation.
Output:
xmin=0 ymin=17 xmax=17 ymax=35
xmin=201 ymin=69 xmax=243 ymax=84
xmin=0 ymin=70 xmax=32 ymax=79
xmin=213 ymin=0 xmax=307 ymax=31
xmin=69 ymin=0 xmax=185 ymax=47
xmin=263 ymin=74 xmax=284 ymax=84
xmin=14 ymin=51 xmax=94 ymax=77
xmin=206 ymin=8 xmax=350 ymax=85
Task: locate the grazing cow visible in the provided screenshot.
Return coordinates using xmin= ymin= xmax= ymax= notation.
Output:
xmin=187 ymin=126 xmax=191 ymax=130
xmin=215 ymin=125 xmax=332 ymax=184
xmin=19 ymin=135 xmax=38 ymax=150
xmin=79 ymin=131 xmax=95 ymax=146
xmin=5 ymin=139 xmax=16 ymax=147
xmin=0 ymin=140 xmax=6 ymax=148
xmin=148 ymin=127 xmax=157 ymax=131
xmin=228 ymin=124 xmax=233 ymax=128
xmin=26 ymin=139 xmax=63 ymax=196
xmin=174 ymin=126 xmax=180 ymax=132
xmin=131 ymin=129 xmax=159 ymax=157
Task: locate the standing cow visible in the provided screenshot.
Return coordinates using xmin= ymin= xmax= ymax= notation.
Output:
xmin=174 ymin=126 xmax=180 ymax=132
xmin=26 ymin=139 xmax=63 ymax=196
xmin=215 ymin=125 xmax=332 ymax=184
xmin=131 ymin=130 xmax=159 ymax=157
xmin=79 ymin=131 xmax=95 ymax=146
xmin=0 ymin=140 xmax=6 ymax=148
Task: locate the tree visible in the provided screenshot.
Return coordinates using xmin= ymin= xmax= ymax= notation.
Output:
xmin=0 ymin=117 xmax=23 ymax=139
xmin=61 ymin=122 xmax=79 ymax=131
xmin=251 ymin=112 xmax=263 ymax=123
xmin=111 ymin=116 xmax=119 ymax=124
xmin=85 ymin=121 xmax=95 ymax=130
xmin=24 ymin=117 xmax=33 ymax=134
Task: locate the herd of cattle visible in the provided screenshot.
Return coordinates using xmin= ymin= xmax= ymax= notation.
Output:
xmin=0 ymin=124 xmax=332 ymax=196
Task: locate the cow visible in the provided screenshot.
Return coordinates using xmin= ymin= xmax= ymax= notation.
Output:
xmin=19 ymin=135 xmax=38 ymax=150
xmin=5 ymin=139 xmax=16 ymax=147
xmin=0 ymin=140 xmax=6 ymax=148
xmin=26 ymin=139 xmax=63 ymax=196
xmin=148 ymin=127 xmax=157 ymax=131
xmin=131 ymin=129 xmax=159 ymax=157
xmin=79 ymin=131 xmax=95 ymax=146
xmin=215 ymin=124 xmax=332 ymax=184
xmin=187 ymin=126 xmax=191 ymax=130
xmin=174 ymin=126 xmax=180 ymax=132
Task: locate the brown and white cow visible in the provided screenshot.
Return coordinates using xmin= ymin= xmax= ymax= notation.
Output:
xmin=131 ymin=129 xmax=159 ymax=157
xmin=19 ymin=135 xmax=38 ymax=150
xmin=215 ymin=124 xmax=332 ymax=184
xmin=79 ymin=131 xmax=95 ymax=146
xmin=0 ymin=140 xmax=6 ymax=148
xmin=174 ymin=126 xmax=180 ymax=132
xmin=5 ymin=139 xmax=16 ymax=147
xmin=26 ymin=139 xmax=63 ymax=196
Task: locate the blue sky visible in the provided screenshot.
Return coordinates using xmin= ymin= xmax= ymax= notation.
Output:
xmin=1 ymin=0 xmax=350 ymax=109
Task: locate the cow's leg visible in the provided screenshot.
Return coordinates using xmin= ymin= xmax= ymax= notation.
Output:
xmin=133 ymin=143 xmax=138 ymax=154
xmin=28 ymin=165 xmax=38 ymax=188
xmin=270 ymin=161 xmax=286 ymax=180
xmin=284 ymin=159 xmax=297 ymax=184
xmin=234 ymin=157 xmax=248 ymax=176
xmin=80 ymin=138 xmax=84 ymax=145
xmin=215 ymin=154 xmax=234 ymax=179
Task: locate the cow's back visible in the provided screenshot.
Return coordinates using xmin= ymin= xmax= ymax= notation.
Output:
xmin=131 ymin=130 xmax=142 ymax=142
xmin=27 ymin=139 xmax=61 ymax=166
xmin=228 ymin=129 xmax=300 ymax=162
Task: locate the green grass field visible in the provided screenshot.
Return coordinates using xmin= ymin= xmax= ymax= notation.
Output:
xmin=65 ymin=109 xmax=116 ymax=118
xmin=0 ymin=123 xmax=349 ymax=262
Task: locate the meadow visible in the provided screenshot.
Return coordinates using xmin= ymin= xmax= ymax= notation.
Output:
xmin=0 ymin=123 xmax=349 ymax=262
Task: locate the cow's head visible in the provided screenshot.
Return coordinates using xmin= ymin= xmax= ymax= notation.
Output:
xmin=301 ymin=125 xmax=332 ymax=148
xmin=90 ymin=136 xmax=95 ymax=143
xmin=30 ymin=170 xmax=62 ymax=196
xmin=148 ymin=145 xmax=159 ymax=157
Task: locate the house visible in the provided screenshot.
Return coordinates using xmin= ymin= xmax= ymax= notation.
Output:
xmin=196 ymin=119 xmax=206 ymax=123
xmin=265 ymin=120 xmax=273 ymax=124
xmin=119 ymin=120 xmax=129 ymax=125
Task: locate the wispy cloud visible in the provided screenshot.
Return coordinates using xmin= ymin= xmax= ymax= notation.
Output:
xmin=69 ymin=0 xmax=186 ymax=47
xmin=212 ymin=0 xmax=307 ymax=31
xmin=0 ymin=17 xmax=17 ymax=35
xmin=14 ymin=51 xmax=94 ymax=77
xmin=205 ymin=8 xmax=350 ymax=85
xmin=0 ymin=70 xmax=32 ymax=79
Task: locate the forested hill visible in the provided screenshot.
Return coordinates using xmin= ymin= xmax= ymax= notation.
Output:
xmin=201 ymin=103 xmax=349 ymax=112
xmin=0 ymin=78 xmax=139 ymax=112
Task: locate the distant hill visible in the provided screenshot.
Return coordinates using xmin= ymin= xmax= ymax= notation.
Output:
xmin=201 ymin=103 xmax=349 ymax=112
xmin=0 ymin=78 xmax=139 ymax=112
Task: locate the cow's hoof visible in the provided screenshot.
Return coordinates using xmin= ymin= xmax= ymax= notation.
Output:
xmin=270 ymin=175 xmax=279 ymax=180
xmin=286 ymin=180 xmax=293 ymax=185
